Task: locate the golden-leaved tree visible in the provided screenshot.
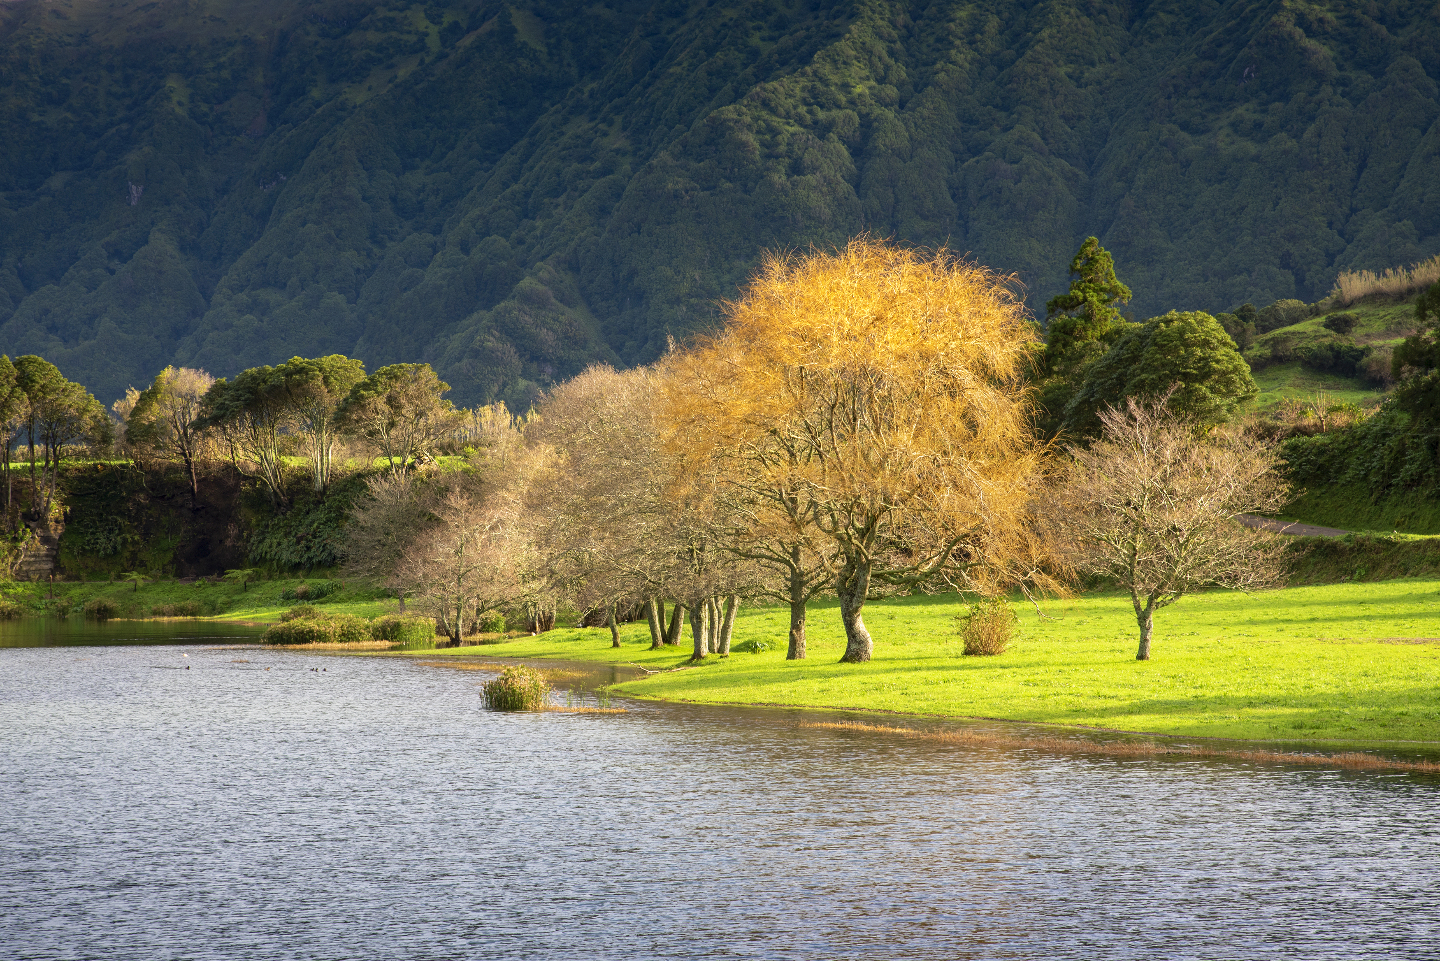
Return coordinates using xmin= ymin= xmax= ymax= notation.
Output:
xmin=668 ymin=238 xmax=1055 ymax=663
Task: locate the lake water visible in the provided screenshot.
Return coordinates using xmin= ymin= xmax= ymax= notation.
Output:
xmin=2 ymin=622 xmax=1437 ymax=959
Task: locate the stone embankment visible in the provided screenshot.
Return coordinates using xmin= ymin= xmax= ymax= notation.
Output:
xmin=13 ymin=523 xmax=60 ymax=580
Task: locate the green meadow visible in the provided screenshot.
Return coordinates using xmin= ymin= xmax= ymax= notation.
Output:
xmin=431 ymin=583 xmax=1440 ymax=747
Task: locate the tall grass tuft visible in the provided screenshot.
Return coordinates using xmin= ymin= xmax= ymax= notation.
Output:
xmin=1331 ymin=254 xmax=1440 ymax=306
xmin=957 ymin=597 xmax=1016 ymax=656
xmin=0 ymin=599 xmax=24 ymax=619
xmin=482 ymin=666 xmax=551 ymax=711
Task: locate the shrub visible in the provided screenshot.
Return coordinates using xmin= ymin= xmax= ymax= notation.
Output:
xmin=482 ymin=666 xmax=551 ymax=710
xmin=150 ymin=600 xmax=209 ymax=617
xmin=477 ymin=610 xmax=506 ymax=633
xmin=1361 ymin=345 xmax=1395 ymax=387
xmin=279 ymin=581 xmax=340 ymax=602
xmin=0 ymin=599 xmax=23 ymax=619
xmin=957 ymin=598 xmax=1016 ymax=656
xmin=1296 ymin=340 xmax=1371 ymax=378
xmin=370 ymin=614 xmax=436 ymax=647
xmin=1323 ymin=312 xmax=1359 ymax=335
xmin=279 ymin=604 xmax=319 ymax=622
xmin=1256 ymin=299 xmax=1308 ymax=333
xmin=263 ymin=612 xmax=370 ymax=644
xmin=83 ymin=597 xmax=121 ymax=621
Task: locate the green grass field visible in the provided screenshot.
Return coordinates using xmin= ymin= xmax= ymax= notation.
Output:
xmin=428 ymin=585 xmax=1440 ymax=747
xmin=0 ymin=576 xmax=397 ymax=622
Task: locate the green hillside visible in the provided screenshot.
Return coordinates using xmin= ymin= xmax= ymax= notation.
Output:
xmin=2 ymin=0 xmax=1438 ymax=406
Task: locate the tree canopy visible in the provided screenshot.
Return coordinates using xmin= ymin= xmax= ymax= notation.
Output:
xmin=1063 ymin=311 xmax=1259 ymax=436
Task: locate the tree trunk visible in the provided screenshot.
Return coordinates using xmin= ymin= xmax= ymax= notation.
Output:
xmin=1134 ymin=593 xmax=1155 ymax=661
xmin=718 ymin=594 xmax=738 ymax=656
xmin=706 ymin=597 xmax=721 ymax=654
xmin=688 ymin=601 xmax=708 ymax=660
xmin=837 ymin=558 xmax=874 ymax=663
xmin=184 ymin=451 xmax=200 ymax=511
xmin=665 ymin=602 xmax=685 ymax=646
xmin=787 ymin=563 xmax=807 ymax=660
xmin=608 ymin=603 xmax=621 ymax=648
xmin=645 ymin=598 xmax=664 ymax=649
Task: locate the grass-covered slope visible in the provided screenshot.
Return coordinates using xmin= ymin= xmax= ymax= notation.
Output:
xmin=2 ymin=0 xmax=1438 ymax=406
xmin=430 ymin=586 xmax=1440 ymax=746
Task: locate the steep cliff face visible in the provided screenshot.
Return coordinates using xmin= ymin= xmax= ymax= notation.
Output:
xmin=2 ymin=0 xmax=1437 ymax=406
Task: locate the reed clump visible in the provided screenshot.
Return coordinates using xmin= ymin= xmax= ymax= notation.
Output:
xmin=0 ymin=599 xmax=22 ymax=619
xmin=958 ymin=597 xmax=1016 ymax=656
xmin=482 ymin=665 xmax=551 ymax=711
xmin=1331 ymin=254 xmax=1440 ymax=306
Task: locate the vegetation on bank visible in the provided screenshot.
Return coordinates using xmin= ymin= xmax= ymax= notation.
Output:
xmin=0 ymin=576 xmax=396 ymax=623
xmin=426 ymin=584 xmax=1440 ymax=746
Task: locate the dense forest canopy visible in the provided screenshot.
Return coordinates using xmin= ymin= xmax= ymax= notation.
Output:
xmin=2 ymin=0 xmax=1438 ymax=407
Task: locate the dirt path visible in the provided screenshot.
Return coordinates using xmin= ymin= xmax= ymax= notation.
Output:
xmin=1237 ymin=514 xmax=1349 ymax=538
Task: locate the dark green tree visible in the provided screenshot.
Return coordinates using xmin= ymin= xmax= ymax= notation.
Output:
xmin=1041 ymin=237 xmax=1133 ymax=378
xmin=336 ymin=363 xmax=457 ymax=473
xmin=197 ymin=367 xmax=292 ymax=506
xmin=0 ymin=356 xmax=26 ymax=521
xmin=1389 ymin=281 xmax=1440 ymax=426
xmin=273 ymin=356 xmax=366 ymax=492
xmin=1062 ymin=311 xmax=1258 ymax=436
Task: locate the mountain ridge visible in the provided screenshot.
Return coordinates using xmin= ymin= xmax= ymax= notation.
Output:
xmin=2 ymin=0 xmax=1437 ymax=406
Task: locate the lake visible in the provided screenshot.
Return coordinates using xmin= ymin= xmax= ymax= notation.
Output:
xmin=2 ymin=621 xmax=1436 ymax=959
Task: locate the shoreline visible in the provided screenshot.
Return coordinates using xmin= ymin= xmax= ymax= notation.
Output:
xmin=405 ymin=650 xmax=1440 ymax=772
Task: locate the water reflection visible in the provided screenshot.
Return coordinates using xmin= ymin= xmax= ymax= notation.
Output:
xmin=1 ymin=642 xmax=1435 ymax=959
xmin=0 ymin=616 xmax=266 ymax=647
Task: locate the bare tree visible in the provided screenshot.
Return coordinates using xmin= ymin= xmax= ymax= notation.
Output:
xmin=397 ymin=485 xmax=523 ymax=644
xmin=527 ymin=365 xmax=686 ymax=648
xmin=340 ymin=471 xmax=433 ymax=609
xmin=1050 ymin=396 xmax=1290 ymax=660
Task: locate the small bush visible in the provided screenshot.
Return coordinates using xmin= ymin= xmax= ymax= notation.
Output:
xmin=1322 ymin=312 xmax=1359 ymax=335
xmin=482 ymin=666 xmax=551 ymax=711
xmin=0 ymin=599 xmax=23 ymax=619
xmin=370 ymin=614 xmax=436 ymax=647
xmin=83 ymin=597 xmax=121 ymax=621
xmin=263 ymin=612 xmax=370 ymax=645
xmin=1257 ymin=299 xmax=1308 ymax=333
xmin=477 ymin=610 xmax=506 ymax=633
xmin=279 ymin=581 xmax=339 ymax=603
xmin=279 ymin=604 xmax=319 ymax=622
xmin=957 ymin=598 xmax=1016 ymax=656
xmin=150 ymin=600 xmax=209 ymax=618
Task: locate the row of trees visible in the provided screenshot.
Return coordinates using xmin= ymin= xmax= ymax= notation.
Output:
xmin=4 ymin=238 xmax=1293 ymax=662
xmin=0 ymin=355 xmax=110 ymax=526
xmin=340 ymin=239 xmax=1287 ymax=662
xmin=109 ymin=357 xmax=489 ymax=510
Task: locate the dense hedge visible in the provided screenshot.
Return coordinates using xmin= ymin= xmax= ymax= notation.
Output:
xmin=1282 ymin=410 xmax=1440 ymax=501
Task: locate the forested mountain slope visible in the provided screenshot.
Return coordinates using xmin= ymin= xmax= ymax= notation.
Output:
xmin=2 ymin=0 xmax=1438 ymax=406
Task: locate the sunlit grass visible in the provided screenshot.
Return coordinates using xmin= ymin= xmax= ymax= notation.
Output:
xmin=433 ymin=583 xmax=1440 ymax=746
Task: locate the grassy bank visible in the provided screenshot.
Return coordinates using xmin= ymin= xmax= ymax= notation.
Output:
xmin=0 ymin=576 xmax=396 ymax=622
xmin=427 ymin=583 xmax=1440 ymax=747
xmin=1278 ymin=484 xmax=1440 ymax=535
